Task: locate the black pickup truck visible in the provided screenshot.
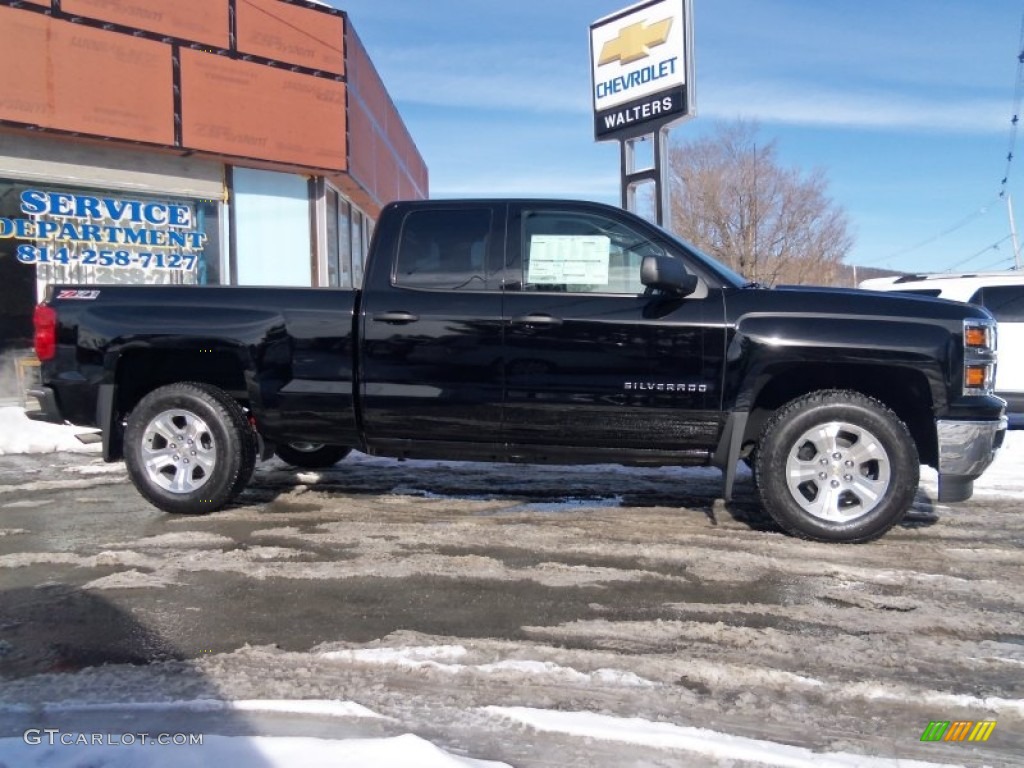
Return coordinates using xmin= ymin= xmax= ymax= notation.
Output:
xmin=30 ymin=199 xmax=1007 ymax=542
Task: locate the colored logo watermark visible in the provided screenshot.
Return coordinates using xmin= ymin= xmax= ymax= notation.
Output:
xmin=920 ymin=720 xmax=996 ymax=742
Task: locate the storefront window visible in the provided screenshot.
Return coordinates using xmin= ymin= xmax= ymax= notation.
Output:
xmin=0 ymin=180 xmax=223 ymax=349
xmin=352 ymin=208 xmax=364 ymax=288
xmin=326 ymin=186 xmax=340 ymax=287
xmin=322 ymin=184 xmax=353 ymax=289
xmin=338 ymin=196 xmax=352 ymax=289
xmin=317 ymin=183 xmax=374 ymax=291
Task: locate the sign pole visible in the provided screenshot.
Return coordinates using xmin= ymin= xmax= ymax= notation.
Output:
xmin=656 ymin=124 xmax=669 ymax=226
xmin=620 ymin=126 xmax=671 ymax=226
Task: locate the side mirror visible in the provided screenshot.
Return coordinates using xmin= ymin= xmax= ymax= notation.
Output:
xmin=641 ymin=255 xmax=699 ymax=297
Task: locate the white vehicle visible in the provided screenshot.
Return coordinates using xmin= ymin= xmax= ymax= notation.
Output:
xmin=860 ymin=271 xmax=1024 ymax=425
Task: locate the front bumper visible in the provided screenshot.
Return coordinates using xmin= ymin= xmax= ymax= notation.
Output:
xmin=936 ymin=417 xmax=1008 ymax=502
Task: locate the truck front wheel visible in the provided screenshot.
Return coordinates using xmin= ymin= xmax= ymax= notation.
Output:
xmin=124 ymin=382 xmax=256 ymax=514
xmin=755 ymin=390 xmax=919 ymax=543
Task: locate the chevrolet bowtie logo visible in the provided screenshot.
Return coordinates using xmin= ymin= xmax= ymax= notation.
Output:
xmin=599 ymin=18 xmax=673 ymax=67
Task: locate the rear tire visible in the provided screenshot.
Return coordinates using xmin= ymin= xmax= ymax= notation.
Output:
xmin=275 ymin=443 xmax=351 ymax=469
xmin=124 ymin=382 xmax=256 ymax=514
xmin=755 ymin=390 xmax=919 ymax=543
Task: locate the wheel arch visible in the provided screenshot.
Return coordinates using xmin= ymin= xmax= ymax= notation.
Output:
xmin=741 ymin=364 xmax=938 ymax=467
xmin=107 ymin=348 xmax=250 ymax=460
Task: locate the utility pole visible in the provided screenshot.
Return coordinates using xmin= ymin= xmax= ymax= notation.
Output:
xmin=1008 ymin=194 xmax=1023 ymax=270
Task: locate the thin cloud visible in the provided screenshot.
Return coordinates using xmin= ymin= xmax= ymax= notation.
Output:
xmin=701 ymin=81 xmax=1006 ymax=134
xmin=372 ymin=44 xmax=593 ymax=114
xmin=389 ymin=71 xmax=591 ymax=114
xmin=380 ymin=51 xmax=1005 ymax=134
xmin=431 ymin=173 xmax=619 ymax=199
xmin=371 ymin=35 xmax=1007 ymax=134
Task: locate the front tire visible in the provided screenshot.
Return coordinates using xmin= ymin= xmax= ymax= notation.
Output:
xmin=275 ymin=443 xmax=351 ymax=469
xmin=124 ymin=382 xmax=256 ymax=514
xmin=755 ymin=390 xmax=919 ymax=543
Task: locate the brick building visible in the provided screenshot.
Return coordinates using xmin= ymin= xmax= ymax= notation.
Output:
xmin=0 ymin=0 xmax=427 ymax=350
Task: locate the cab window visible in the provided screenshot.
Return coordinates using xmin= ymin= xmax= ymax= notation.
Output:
xmin=394 ymin=208 xmax=494 ymax=291
xmin=513 ymin=210 xmax=665 ymax=294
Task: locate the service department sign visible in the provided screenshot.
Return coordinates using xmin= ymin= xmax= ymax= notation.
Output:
xmin=590 ymin=0 xmax=694 ymax=140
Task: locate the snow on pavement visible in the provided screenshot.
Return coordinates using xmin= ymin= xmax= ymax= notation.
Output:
xmin=2 ymin=409 xmax=1022 ymax=766
xmin=485 ymin=708 xmax=967 ymax=768
xmin=0 ymin=732 xmax=510 ymax=768
xmin=0 ymin=407 xmax=100 ymax=456
xmin=0 ymin=708 xmax=971 ymax=768
xmin=0 ymin=402 xmax=1020 ymax=498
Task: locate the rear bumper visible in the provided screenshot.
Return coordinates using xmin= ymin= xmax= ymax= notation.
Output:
xmin=936 ymin=417 xmax=1008 ymax=502
xmin=26 ymin=387 xmax=64 ymax=424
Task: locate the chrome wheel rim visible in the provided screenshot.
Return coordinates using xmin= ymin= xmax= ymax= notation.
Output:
xmin=785 ymin=421 xmax=891 ymax=522
xmin=141 ymin=409 xmax=216 ymax=494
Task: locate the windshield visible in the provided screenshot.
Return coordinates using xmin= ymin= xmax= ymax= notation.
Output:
xmin=654 ymin=224 xmax=750 ymax=289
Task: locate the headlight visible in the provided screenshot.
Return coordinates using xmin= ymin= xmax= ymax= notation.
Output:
xmin=964 ymin=363 xmax=995 ymax=393
xmin=964 ymin=320 xmax=996 ymax=351
xmin=963 ymin=319 xmax=997 ymax=396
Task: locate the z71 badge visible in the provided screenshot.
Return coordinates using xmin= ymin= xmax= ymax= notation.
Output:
xmin=56 ymin=290 xmax=101 ymax=300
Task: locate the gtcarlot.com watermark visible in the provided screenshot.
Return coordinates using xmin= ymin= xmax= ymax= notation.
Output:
xmin=24 ymin=728 xmax=203 ymax=747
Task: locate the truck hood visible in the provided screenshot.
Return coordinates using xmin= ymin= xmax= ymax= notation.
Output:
xmin=743 ymin=284 xmax=995 ymax=323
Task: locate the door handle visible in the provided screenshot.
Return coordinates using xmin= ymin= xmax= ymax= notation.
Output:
xmin=372 ymin=311 xmax=420 ymax=325
xmin=510 ymin=314 xmax=563 ymax=327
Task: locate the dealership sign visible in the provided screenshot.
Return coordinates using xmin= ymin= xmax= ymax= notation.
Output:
xmin=590 ymin=0 xmax=694 ymax=140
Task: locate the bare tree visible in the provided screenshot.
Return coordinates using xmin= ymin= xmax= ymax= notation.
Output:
xmin=668 ymin=121 xmax=853 ymax=286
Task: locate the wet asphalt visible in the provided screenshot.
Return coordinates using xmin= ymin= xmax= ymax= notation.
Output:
xmin=0 ymin=451 xmax=756 ymax=679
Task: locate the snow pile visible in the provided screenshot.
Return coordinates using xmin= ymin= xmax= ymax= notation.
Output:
xmin=5 ymin=698 xmax=385 ymax=719
xmin=0 ymin=732 xmax=507 ymax=768
xmin=0 ymin=699 xmax=506 ymax=767
xmin=486 ymin=708 xmax=964 ymax=768
xmin=320 ymin=645 xmax=657 ymax=688
xmin=0 ymin=696 xmax=966 ymax=768
xmin=966 ymin=427 xmax=1023 ymax=496
xmin=0 ymin=407 xmax=99 ymax=455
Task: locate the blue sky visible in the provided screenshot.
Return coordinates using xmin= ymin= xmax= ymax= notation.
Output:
xmin=336 ymin=0 xmax=1024 ymax=274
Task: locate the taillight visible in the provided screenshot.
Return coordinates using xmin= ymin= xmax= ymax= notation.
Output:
xmin=34 ymin=304 xmax=57 ymax=361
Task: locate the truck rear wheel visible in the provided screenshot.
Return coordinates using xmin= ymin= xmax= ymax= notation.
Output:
xmin=124 ymin=382 xmax=256 ymax=514
xmin=275 ymin=443 xmax=351 ymax=469
xmin=755 ymin=390 xmax=919 ymax=543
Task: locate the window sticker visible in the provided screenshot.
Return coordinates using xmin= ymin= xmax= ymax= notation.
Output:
xmin=527 ymin=235 xmax=611 ymax=285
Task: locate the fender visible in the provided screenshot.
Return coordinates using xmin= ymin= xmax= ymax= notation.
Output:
xmin=722 ymin=312 xmax=953 ymax=413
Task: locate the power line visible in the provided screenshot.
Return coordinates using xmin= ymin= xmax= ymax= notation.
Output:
xmin=943 ymin=234 xmax=1014 ymax=272
xmin=867 ymin=13 xmax=1024 ymax=270
xmin=999 ymin=11 xmax=1024 ymax=196
xmin=860 ymin=201 xmax=996 ymax=267
xmin=977 ymin=254 xmax=1015 ymax=270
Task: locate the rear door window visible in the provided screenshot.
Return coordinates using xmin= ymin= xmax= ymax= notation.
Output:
xmin=394 ymin=208 xmax=496 ymax=291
